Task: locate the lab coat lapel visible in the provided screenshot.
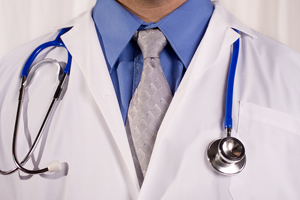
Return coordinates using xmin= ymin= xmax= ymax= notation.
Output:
xmin=59 ymin=10 xmax=140 ymax=197
xmin=188 ymin=0 xmax=257 ymax=86
xmin=153 ymin=1 xmax=242 ymax=153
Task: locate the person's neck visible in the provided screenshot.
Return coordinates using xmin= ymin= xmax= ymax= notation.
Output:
xmin=116 ymin=0 xmax=188 ymax=23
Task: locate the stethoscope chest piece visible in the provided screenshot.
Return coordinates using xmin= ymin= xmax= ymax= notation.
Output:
xmin=207 ymin=136 xmax=246 ymax=175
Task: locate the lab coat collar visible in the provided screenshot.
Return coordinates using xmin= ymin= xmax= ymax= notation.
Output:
xmin=56 ymin=9 xmax=140 ymax=198
xmin=163 ymin=0 xmax=258 ymax=110
xmin=187 ymin=0 xmax=258 ymax=88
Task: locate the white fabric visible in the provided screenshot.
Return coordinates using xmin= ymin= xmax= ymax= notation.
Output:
xmin=0 ymin=0 xmax=300 ymax=59
xmin=0 ymin=1 xmax=300 ymax=199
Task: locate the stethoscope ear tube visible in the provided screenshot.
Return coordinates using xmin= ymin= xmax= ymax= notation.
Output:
xmin=12 ymin=72 xmax=68 ymax=174
xmin=0 ymin=78 xmax=27 ymax=175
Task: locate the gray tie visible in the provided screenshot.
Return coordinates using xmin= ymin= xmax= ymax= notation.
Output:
xmin=125 ymin=29 xmax=173 ymax=186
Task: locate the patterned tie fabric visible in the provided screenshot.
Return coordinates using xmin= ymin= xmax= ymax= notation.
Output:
xmin=125 ymin=29 xmax=173 ymax=186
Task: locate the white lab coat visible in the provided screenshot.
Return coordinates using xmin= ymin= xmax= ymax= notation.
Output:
xmin=0 ymin=1 xmax=300 ymax=199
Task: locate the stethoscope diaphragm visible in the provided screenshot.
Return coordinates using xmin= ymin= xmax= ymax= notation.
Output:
xmin=207 ymin=137 xmax=246 ymax=175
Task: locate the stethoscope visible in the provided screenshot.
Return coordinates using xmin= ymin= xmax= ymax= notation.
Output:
xmin=207 ymin=30 xmax=246 ymax=175
xmin=0 ymin=27 xmax=72 ymax=175
xmin=0 ymin=28 xmax=245 ymax=176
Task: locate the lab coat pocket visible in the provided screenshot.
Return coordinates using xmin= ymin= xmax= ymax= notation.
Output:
xmin=230 ymin=101 xmax=300 ymax=200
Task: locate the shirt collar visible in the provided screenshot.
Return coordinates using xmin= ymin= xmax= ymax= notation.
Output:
xmin=93 ymin=0 xmax=213 ymax=70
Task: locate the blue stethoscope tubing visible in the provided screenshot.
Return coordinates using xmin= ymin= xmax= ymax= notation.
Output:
xmin=225 ymin=30 xmax=240 ymax=131
xmin=22 ymin=27 xmax=72 ymax=77
xmin=0 ymin=27 xmax=72 ymax=175
xmin=0 ymin=28 xmax=242 ymax=176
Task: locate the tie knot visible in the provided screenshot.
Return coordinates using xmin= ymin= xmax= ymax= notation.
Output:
xmin=136 ymin=29 xmax=167 ymax=59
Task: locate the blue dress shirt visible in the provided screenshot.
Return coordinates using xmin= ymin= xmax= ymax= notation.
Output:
xmin=92 ymin=0 xmax=213 ymax=123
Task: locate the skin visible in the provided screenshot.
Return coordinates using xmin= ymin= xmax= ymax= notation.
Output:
xmin=116 ymin=0 xmax=188 ymax=23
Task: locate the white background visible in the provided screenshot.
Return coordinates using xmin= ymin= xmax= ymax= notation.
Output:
xmin=0 ymin=0 xmax=300 ymax=59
